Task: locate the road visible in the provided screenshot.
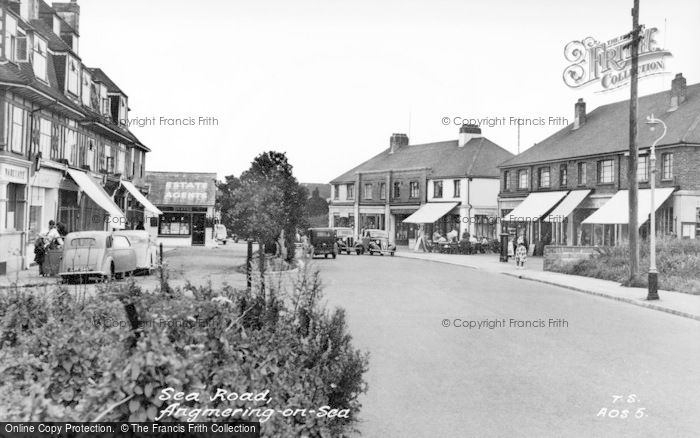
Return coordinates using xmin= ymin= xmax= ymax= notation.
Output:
xmin=311 ymin=253 xmax=700 ymax=437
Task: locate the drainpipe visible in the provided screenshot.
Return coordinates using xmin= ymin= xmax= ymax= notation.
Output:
xmin=466 ymin=177 xmax=473 ymax=236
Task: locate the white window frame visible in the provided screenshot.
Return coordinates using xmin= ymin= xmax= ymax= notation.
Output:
xmin=32 ymin=35 xmax=48 ymax=82
xmin=661 ymin=153 xmax=673 ymax=181
xmin=637 ymin=155 xmax=649 ymax=183
xmin=67 ymin=57 xmax=80 ymax=96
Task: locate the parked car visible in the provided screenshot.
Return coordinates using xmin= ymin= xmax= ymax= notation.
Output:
xmin=307 ymin=228 xmax=339 ymax=259
xmin=355 ymin=229 xmax=396 ymax=256
xmin=214 ymin=224 xmax=228 ymax=244
xmin=59 ymin=231 xmax=137 ymax=282
xmin=114 ymin=230 xmax=157 ymax=275
xmin=333 ymin=227 xmax=355 ymax=255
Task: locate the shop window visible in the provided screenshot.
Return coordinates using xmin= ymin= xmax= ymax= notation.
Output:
xmin=409 ymin=181 xmax=419 ymax=199
xmin=159 ymin=213 xmax=191 ymax=235
xmin=453 ymin=180 xmax=461 ymax=198
xmin=661 ymin=153 xmax=673 ymax=180
xmin=597 ymin=159 xmax=614 ymax=184
xmin=6 ymin=183 xmax=26 ymax=231
xmin=433 ymin=181 xmax=443 ymax=198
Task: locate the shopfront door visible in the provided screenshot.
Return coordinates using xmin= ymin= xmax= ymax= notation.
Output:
xmin=191 ymin=213 xmax=206 ymax=245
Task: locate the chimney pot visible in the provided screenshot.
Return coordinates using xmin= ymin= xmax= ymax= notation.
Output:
xmin=669 ymin=72 xmax=687 ymax=111
xmin=389 ymin=133 xmax=409 ymax=154
xmin=573 ymin=98 xmax=586 ymax=130
xmin=458 ymin=124 xmax=482 ymax=147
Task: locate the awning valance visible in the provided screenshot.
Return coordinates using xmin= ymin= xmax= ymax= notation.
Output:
xmin=543 ymin=190 xmax=591 ymax=222
xmin=582 ymin=188 xmax=675 ymax=226
xmin=502 ymin=191 xmax=569 ymax=222
xmin=66 ymin=169 xmax=126 ymax=229
xmin=120 ymin=180 xmax=163 ymax=216
xmin=403 ymin=202 xmax=458 ymax=224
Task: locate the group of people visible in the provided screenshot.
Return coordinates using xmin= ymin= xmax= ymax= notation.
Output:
xmin=33 ymin=220 xmax=67 ymax=276
xmin=508 ymin=234 xmax=529 ymax=269
xmin=413 ymin=225 xmax=490 ymax=254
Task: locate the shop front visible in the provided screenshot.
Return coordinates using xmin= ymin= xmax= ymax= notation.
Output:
xmin=0 ymin=161 xmax=30 ymax=274
xmin=145 ymin=172 xmax=217 ymax=247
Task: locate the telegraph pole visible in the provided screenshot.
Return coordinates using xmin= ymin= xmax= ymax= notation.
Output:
xmin=627 ymin=0 xmax=641 ymax=284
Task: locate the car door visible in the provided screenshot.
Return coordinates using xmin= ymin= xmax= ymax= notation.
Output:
xmin=112 ymin=235 xmax=135 ymax=272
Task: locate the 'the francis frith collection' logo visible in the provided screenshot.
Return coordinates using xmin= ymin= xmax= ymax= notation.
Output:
xmin=563 ymin=27 xmax=672 ymax=92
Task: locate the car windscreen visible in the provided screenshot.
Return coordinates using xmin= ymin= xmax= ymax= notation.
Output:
xmin=369 ymin=231 xmax=387 ymax=238
xmin=70 ymin=238 xmax=96 ymax=247
xmin=313 ymin=231 xmax=333 ymax=238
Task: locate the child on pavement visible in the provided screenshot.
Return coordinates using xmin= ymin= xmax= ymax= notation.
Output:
xmin=515 ymin=236 xmax=527 ymax=270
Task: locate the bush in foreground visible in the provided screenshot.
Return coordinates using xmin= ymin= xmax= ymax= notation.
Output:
xmin=548 ymin=237 xmax=700 ymax=294
xmin=0 ymin=265 xmax=369 ymax=437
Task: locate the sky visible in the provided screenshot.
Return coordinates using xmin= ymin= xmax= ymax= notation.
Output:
xmin=77 ymin=0 xmax=700 ymax=183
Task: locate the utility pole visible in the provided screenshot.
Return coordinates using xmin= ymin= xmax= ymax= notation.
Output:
xmin=627 ymin=0 xmax=641 ymax=284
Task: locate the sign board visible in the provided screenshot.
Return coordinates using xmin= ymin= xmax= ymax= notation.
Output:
xmin=0 ymin=163 xmax=29 ymax=184
xmin=563 ymin=27 xmax=672 ymax=92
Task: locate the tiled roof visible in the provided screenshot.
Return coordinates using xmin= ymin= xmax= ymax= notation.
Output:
xmin=330 ymin=137 xmax=514 ymax=183
xmin=29 ymin=19 xmax=73 ymax=53
xmin=501 ymin=81 xmax=700 ymax=168
xmin=89 ymin=68 xmax=125 ymax=95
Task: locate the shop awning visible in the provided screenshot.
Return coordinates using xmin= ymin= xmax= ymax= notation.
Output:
xmin=582 ymin=188 xmax=675 ymax=226
xmin=403 ymin=202 xmax=458 ymax=224
xmin=543 ymin=190 xmax=591 ymax=222
xmin=66 ymin=169 xmax=126 ymax=229
xmin=502 ymin=191 xmax=569 ymax=222
xmin=120 ymin=180 xmax=163 ymax=216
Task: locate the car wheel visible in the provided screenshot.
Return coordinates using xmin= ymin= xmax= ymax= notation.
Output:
xmin=390 ymin=251 xmax=395 ymax=256
xmin=324 ymin=254 xmax=328 ymax=258
xmin=332 ymin=253 xmax=337 ymax=259
xmin=356 ymin=249 xmax=361 ymax=255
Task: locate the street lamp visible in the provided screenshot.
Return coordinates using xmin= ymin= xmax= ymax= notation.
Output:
xmin=644 ymin=114 xmax=667 ymax=300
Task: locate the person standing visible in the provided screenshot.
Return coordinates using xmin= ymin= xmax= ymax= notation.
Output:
xmin=515 ymin=235 xmax=528 ymax=269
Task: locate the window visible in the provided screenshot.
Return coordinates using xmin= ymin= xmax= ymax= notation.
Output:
xmin=100 ymin=85 xmax=109 ymax=115
xmin=433 ymin=181 xmax=443 ymax=198
xmin=659 ymin=207 xmax=674 ymax=235
xmin=560 ymin=164 xmax=568 ymax=186
xmin=112 ymin=235 xmax=131 ymax=249
xmin=159 ymin=213 xmax=191 ymax=235
xmin=597 ymin=159 xmax=614 ymax=184
xmin=67 ymin=58 xmax=80 ymax=95
xmin=81 ymin=72 xmax=92 ymax=107
xmin=577 ymin=162 xmax=587 ymax=185
xmin=453 ymin=180 xmax=461 ymax=198
xmin=333 ymin=184 xmax=339 ymax=200
xmin=409 ymin=181 xmax=419 ymax=199
xmin=637 ymin=155 xmax=649 ymax=182
xmin=379 ymin=182 xmax=386 ymax=200
xmin=538 ymin=167 xmax=550 ymax=188
xmin=7 ymin=105 xmax=25 ymax=154
xmin=661 ymin=153 xmax=673 ymax=180
xmin=346 ymin=183 xmax=354 ymax=200
xmin=503 ymin=171 xmax=510 ymax=191
xmin=32 ymin=36 xmax=48 ymax=82
xmin=39 ymin=118 xmax=52 ymax=158
xmin=118 ymin=148 xmax=126 ymax=175
xmin=363 ymin=183 xmax=372 ymax=200
xmin=5 ymin=183 xmax=25 ymax=231
xmin=15 ymin=35 xmax=28 ymax=62
xmin=103 ymin=144 xmax=113 ymax=173
xmin=64 ymin=128 xmax=78 ymax=164
xmin=393 ymin=181 xmax=401 ymax=198
xmin=518 ymin=170 xmax=528 ymax=189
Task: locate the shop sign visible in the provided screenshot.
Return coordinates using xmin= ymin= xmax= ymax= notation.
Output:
xmin=563 ymin=27 xmax=672 ymax=92
xmin=0 ymin=164 xmax=28 ymax=184
xmin=163 ymin=181 xmax=210 ymax=204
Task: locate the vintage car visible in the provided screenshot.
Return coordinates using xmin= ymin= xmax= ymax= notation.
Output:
xmin=114 ymin=230 xmax=158 ymax=274
xmin=333 ymin=227 xmax=355 ymax=255
xmin=355 ymin=229 xmax=396 ymax=256
xmin=59 ymin=231 xmax=138 ymax=282
xmin=307 ymin=228 xmax=338 ymax=259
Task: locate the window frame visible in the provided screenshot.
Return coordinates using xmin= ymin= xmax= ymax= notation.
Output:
xmin=517 ymin=170 xmax=529 ymax=190
xmin=393 ymin=181 xmax=401 ymax=199
xmin=409 ymin=181 xmax=419 ymax=199
xmin=560 ymin=164 xmax=568 ymax=187
xmin=597 ymin=159 xmax=614 ymax=184
xmin=538 ymin=167 xmax=551 ymax=188
xmin=453 ymin=179 xmax=461 ymax=198
xmin=637 ymin=155 xmax=649 ymax=183
xmin=346 ymin=183 xmax=354 ymax=200
xmin=577 ymin=162 xmax=587 ymax=186
xmin=433 ymin=180 xmax=443 ymax=198
xmin=661 ymin=153 xmax=673 ymax=181
xmin=363 ymin=183 xmax=373 ymax=200
xmin=32 ymin=35 xmax=48 ymax=83
xmin=379 ymin=182 xmax=386 ymax=200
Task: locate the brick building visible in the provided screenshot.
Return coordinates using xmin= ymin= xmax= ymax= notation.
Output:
xmin=0 ymin=0 xmax=157 ymax=274
xmin=329 ymin=125 xmax=513 ymax=247
xmin=498 ymin=73 xmax=700 ymax=247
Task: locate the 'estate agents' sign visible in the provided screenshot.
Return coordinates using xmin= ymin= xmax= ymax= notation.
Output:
xmin=163 ymin=181 xmax=210 ymax=204
xmin=563 ymin=27 xmax=672 ymax=92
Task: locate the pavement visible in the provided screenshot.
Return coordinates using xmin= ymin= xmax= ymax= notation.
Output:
xmin=316 ymin=254 xmax=700 ymax=437
xmin=395 ymin=248 xmax=700 ymax=322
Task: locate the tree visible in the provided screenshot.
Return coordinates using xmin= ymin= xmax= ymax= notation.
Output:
xmin=224 ymin=152 xmax=308 ymax=296
xmin=307 ymin=187 xmax=329 ymax=217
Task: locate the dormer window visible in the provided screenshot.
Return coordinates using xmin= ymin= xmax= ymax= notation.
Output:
xmin=67 ymin=58 xmax=80 ymax=96
xmin=32 ymin=36 xmax=48 ymax=82
xmin=81 ymin=72 xmax=92 ymax=106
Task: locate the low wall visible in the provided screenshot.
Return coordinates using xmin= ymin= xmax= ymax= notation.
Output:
xmin=543 ymin=245 xmax=597 ymax=271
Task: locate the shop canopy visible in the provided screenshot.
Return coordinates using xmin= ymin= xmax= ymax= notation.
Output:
xmin=66 ymin=169 xmax=126 ymax=229
xmin=582 ymin=188 xmax=675 ymax=226
xmin=120 ymin=180 xmax=163 ymax=216
xmin=403 ymin=202 xmax=459 ymax=224
xmin=543 ymin=190 xmax=591 ymax=222
xmin=502 ymin=191 xmax=569 ymax=222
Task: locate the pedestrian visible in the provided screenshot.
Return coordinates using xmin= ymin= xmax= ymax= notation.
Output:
xmin=515 ymin=236 xmax=528 ymax=269
xmin=34 ymin=236 xmax=46 ymax=276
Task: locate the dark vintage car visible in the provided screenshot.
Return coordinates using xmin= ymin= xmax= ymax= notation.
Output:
xmin=333 ymin=227 xmax=355 ymax=255
xmin=355 ymin=229 xmax=396 ymax=256
xmin=307 ymin=228 xmax=339 ymax=259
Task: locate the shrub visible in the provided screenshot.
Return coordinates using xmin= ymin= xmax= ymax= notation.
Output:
xmin=0 ymin=268 xmax=369 ymax=437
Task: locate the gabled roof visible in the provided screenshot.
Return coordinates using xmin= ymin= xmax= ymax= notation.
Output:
xmin=330 ymin=137 xmax=514 ymax=183
xmin=88 ymin=68 xmax=126 ymax=96
xmin=500 ymin=81 xmax=700 ymax=168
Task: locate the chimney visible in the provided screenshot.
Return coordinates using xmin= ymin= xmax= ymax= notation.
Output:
xmin=669 ymin=73 xmax=687 ymax=111
xmin=389 ymin=133 xmax=409 ymax=154
xmin=458 ymin=124 xmax=482 ymax=147
xmin=52 ymin=0 xmax=80 ymax=33
xmin=573 ymin=98 xmax=586 ymax=130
